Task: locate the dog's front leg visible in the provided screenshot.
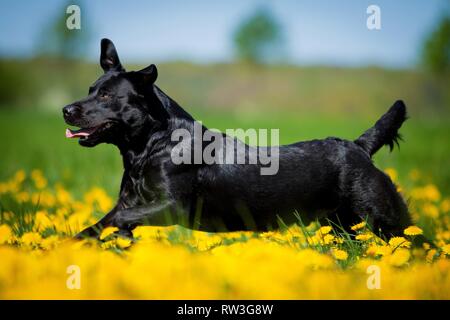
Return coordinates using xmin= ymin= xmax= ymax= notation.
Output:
xmin=111 ymin=201 xmax=177 ymax=231
xmin=74 ymin=201 xmax=177 ymax=240
xmin=74 ymin=206 xmax=120 ymax=240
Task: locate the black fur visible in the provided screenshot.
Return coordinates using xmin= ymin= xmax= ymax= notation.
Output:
xmin=355 ymin=100 xmax=407 ymax=156
xmin=64 ymin=39 xmax=415 ymax=241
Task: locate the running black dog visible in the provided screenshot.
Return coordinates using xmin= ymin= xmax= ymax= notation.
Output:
xmin=64 ymin=39 xmax=413 ymax=240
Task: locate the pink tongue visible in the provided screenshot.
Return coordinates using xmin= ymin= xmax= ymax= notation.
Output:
xmin=65 ymin=128 xmax=92 ymax=138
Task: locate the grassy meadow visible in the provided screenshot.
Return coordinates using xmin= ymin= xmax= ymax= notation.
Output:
xmin=0 ymin=62 xmax=449 ymax=299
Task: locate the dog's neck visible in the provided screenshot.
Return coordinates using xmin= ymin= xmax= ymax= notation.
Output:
xmin=118 ymin=86 xmax=195 ymax=171
xmin=153 ymin=85 xmax=194 ymax=121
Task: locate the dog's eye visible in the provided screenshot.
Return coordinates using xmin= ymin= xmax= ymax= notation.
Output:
xmin=99 ymin=92 xmax=110 ymax=99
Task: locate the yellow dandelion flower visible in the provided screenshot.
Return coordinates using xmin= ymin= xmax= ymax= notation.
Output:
xmin=355 ymin=233 xmax=373 ymax=241
xmin=34 ymin=210 xmax=53 ymax=232
xmin=441 ymin=244 xmax=450 ymax=255
xmin=101 ymin=240 xmax=116 ymax=249
xmin=21 ymin=232 xmax=42 ymax=246
xmin=55 ymin=184 xmax=72 ymax=205
xmin=84 ymin=187 xmax=113 ymax=213
xmin=332 ymin=249 xmax=348 ymax=261
xmin=440 ymin=199 xmax=450 ymax=213
xmin=260 ymin=231 xmax=275 ymax=238
xmin=116 ymin=237 xmax=132 ymax=249
xmin=323 ymin=234 xmax=335 ymax=245
xmin=307 ymin=235 xmax=322 ymax=246
xmin=14 ymin=169 xmax=26 ymax=184
xmin=422 ymin=203 xmax=439 ymax=218
xmin=426 ymin=249 xmax=437 ymax=263
xmin=389 ymin=237 xmax=411 ymax=248
xmin=384 ymin=167 xmax=398 ymax=182
xmin=423 ymin=184 xmax=441 ymax=202
xmin=99 ymin=226 xmax=119 ymax=240
xmin=436 ymin=230 xmax=450 ymax=241
xmin=388 ymin=248 xmax=410 ymax=267
xmin=2 ymin=211 xmax=13 ymax=221
xmin=317 ymin=226 xmax=332 ymax=235
xmin=376 ymin=245 xmax=392 ymax=256
xmin=351 ymin=221 xmax=366 ymax=231
xmin=0 ymin=224 xmax=12 ymax=244
xmin=31 ymin=191 xmax=55 ymax=207
xmin=404 ymin=226 xmax=423 ymax=236
xmin=365 ymin=245 xmax=379 ymax=256
xmin=40 ymin=235 xmax=59 ymax=250
xmin=15 ymin=191 xmax=30 ymax=203
xmin=0 ymin=182 xmax=8 ymax=194
xmin=31 ymin=169 xmax=48 ymax=190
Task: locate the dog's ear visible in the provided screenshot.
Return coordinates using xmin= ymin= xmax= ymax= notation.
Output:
xmin=125 ymin=64 xmax=158 ymax=91
xmin=138 ymin=64 xmax=158 ymax=84
xmin=100 ymin=38 xmax=125 ymax=73
xmin=132 ymin=64 xmax=168 ymax=125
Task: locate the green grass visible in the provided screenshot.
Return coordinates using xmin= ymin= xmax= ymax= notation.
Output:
xmin=0 ymin=107 xmax=449 ymax=197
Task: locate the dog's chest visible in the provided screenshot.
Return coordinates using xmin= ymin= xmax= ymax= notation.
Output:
xmin=120 ymin=162 xmax=167 ymax=207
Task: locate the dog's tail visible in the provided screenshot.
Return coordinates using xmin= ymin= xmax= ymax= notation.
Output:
xmin=354 ymin=100 xmax=407 ymax=158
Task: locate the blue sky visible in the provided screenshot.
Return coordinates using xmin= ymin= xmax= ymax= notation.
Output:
xmin=0 ymin=0 xmax=448 ymax=67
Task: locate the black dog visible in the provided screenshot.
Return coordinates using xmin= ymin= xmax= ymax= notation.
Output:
xmin=64 ymin=39 xmax=413 ymax=240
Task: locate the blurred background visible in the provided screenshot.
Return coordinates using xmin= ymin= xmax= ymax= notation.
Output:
xmin=0 ymin=0 xmax=449 ymax=198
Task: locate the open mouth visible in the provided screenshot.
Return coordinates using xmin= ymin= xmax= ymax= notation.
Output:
xmin=65 ymin=126 xmax=100 ymax=139
xmin=65 ymin=122 xmax=114 ymax=141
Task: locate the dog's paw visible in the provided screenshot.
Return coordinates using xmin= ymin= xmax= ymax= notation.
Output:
xmin=116 ymin=228 xmax=134 ymax=240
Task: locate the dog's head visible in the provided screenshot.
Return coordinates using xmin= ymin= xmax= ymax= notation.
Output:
xmin=63 ymin=39 xmax=168 ymax=148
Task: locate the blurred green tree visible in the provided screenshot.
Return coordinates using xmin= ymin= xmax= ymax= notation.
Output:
xmin=422 ymin=16 xmax=450 ymax=74
xmin=0 ymin=61 xmax=26 ymax=105
xmin=37 ymin=1 xmax=90 ymax=59
xmin=233 ymin=9 xmax=283 ymax=64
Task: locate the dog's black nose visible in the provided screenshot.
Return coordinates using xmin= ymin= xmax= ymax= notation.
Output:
xmin=63 ymin=105 xmax=80 ymax=118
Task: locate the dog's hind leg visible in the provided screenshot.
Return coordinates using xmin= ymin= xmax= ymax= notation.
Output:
xmin=321 ymin=201 xmax=360 ymax=234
